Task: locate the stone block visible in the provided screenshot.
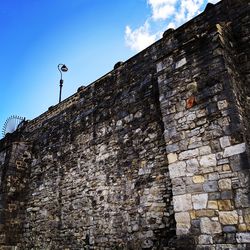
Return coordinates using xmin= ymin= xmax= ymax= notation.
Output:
xmin=186 ymin=158 xmax=199 ymax=174
xmin=208 ymin=172 xmax=219 ymax=181
xmin=173 ymin=194 xmax=192 ymax=212
xmin=223 ymin=225 xmax=236 ymax=232
xmin=186 ymin=184 xmax=203 ymax=193
xmin=166 ymin=143 xmax=179 ymax=153
xmin=217 ymin=100 xmax=228 ymax=110
xmin=186 ymin=112 xmax=196 ymax=122
xmin=156 ymin=61 xmax=163 ymax=72
xmin=196 ymin=109 xmax=206 ymax=118
xmin=223 ymin=143 xmax=246 ymax=157
xmin=175 ymin=58 xmax=187 ymax=69
xmin=193 ymin=175 xmax=205 ymax=183
xmin=168 ymin=161 xmax=186 ymax=179
xmin=219 ymin=136 xmax=231 ymax=149
xmin=200 ymin=154 xmax=217 ymax=168
xmin=199 ymin=146 xmax=212 ymax=156
xmin=208 ymin=192 xmax=221 ymax=200
xmin=238 ymin=224 xmax=247 ymax=231
xmin=198 ymin=234 xmax=213 ymax=244
xmin=218 ymin=200 xmax=233 ymax=211
xmin=235 ymin=189 xmax=249 ymax=208
xmin=219 ymin=211 xmax=238 ymax=225
xmin=175 ymin=212 xmax=191 ymax=235
xmin=218 ymin=178 xmax=231 ymax=190
xmin=195 ymin=210 xmax=215 ymax=217
xmin=207 ymin=200 xmax=218 ymax=210
xmin=221 ymin=191 xmax=233 ymax=200
xmin=200 ymin=217 xmax=222 ymax=234
xmin=167 ymin=153 xmax=178 ymax=163
xmin=236 ymin=232 xmax=250 ymax=243
xmin=203 ymin=181 xmax=218 ymax=192
xmin=192 ymin=193 xmax=208 ymax=210
xmin=179 ymin=149 xmax=199 ymax=160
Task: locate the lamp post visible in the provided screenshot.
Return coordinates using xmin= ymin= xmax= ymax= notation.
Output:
xmin=58 ymin=64 xmax=68 ymax=103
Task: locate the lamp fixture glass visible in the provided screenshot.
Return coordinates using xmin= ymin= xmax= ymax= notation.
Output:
xmin=60 ymin=64 xmax=68 ymax=72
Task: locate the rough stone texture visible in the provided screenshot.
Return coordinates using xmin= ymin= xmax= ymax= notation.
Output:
xmin=192 ymin=194 xmax=208 ymax=210
xmin=0 ymin=0 xmax=249 ymax=249
xmin=157 ymin=0 xmax=250 ymax=248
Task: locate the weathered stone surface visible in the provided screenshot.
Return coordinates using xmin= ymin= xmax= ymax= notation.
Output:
xmin=167 ymin=153 xmax=178 ymax=163
xmin=193 ymin=175 xmax=205 ymax=183
xmin=179 ymin=149 xmax=199 ymax=160
xmin=203 ymin=181 xmax=218 ymax=192
xmin=192 ymin=194 xmax=208 ymax=210
xmin=218 ymin=200 xmax=233 ymax=211
xmin=195 ymin=210 xmax=215 ymax=217
xmin=218 ymin=178 xmax=232 ymax=190
xmin=175 ymin=58 xmax=187 ymax=69
xmin=199 ymin=146 xmax=212 ymax=156
xmin=223 ymin=226 xmax=236 ymax=232
xmin=168 ymin=161 xmax=186 ymax=178
xmin=0 ymin=0 xmax=250 ymax=249
xmin=219 ymin=211 xmax=238 ymax=225
xmin=173 ymin=194 xmax=192 ymax=212
xmin=217 ymin=100 xmax=228 ymax=110
xmin=175 ymin=212 xmax=191 ymax=235
xmin=207 ymin=200 xmax=218 ymax=210
xmin=186 ymin=158 xmax=200 ymax=175
xmin=200 ymin=154 xmax=217 ymax=168
xmin=219 ymin=136 xmax=231 ymax=149
xmin=223 ymin=143 xmax=246 ymax=157
xmin=199 ymin=234 xmax=213 ymax=244
xmin=200 ymin=218 xmax=222 ymax=234
xmin=236 ymin=233 xmax=250 ymax=243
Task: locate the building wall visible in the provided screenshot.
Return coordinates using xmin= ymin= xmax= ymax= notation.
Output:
xmin=156 ymin=1 xmax=250 ymax=248
xmin=0 ymin=0 xmax=249 ymax=249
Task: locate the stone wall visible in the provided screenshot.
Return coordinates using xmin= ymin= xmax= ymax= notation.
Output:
xmin=156 ymin=0 xmax=250 ymax=247
xmin=0 ymin=0 xmax=249 ymax=249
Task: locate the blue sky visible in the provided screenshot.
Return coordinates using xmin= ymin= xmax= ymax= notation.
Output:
xmin=0 ymin=0 xmax=219 ymax=137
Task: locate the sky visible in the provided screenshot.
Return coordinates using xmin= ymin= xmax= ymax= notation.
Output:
xmin=0 ymin=0 xmax=219 ymax=137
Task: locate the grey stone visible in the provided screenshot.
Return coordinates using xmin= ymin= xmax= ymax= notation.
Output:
xmin=173 ymin=194 xmax=192 ymax=212
xmin=219 ymin=136 xmax=231 ymax=149
xmin=223 ymin=143 xmax=246 ymax=157
xmin=203 ymin=181 xmax=218 ymax=192
xmin=168 ymin=161 xmax=186 ymax=179
xmin=236 ymin=233 xmax=250 ymax=243
xmin=199 ymin=146 xmax=212 ymax=156
xmin=200 ymin=154 xmax=217 ymax=168
xmin=179 ymin=149 xmax=199 ymax=160
xmin=199 ymin=235 xmax=213 ymax=244
xmin=221 ymin=191 xmax=233 ymax=200
xmin=166 ymin=143 xmax=179 ymax=153
xmin=223 ymin=226 xmax=236 ymax=232
xmin=175 ymin=58 xmax=187 ymax=69
xmin=175 ymin=212 xmax=191 ymax=235
xmin=200 ymin=218 xmax=222 ymax=234
xmin=192 ymin=193 xmax=208 ymax=209
xmin=186 ymin=158 xmax=199 ymax=174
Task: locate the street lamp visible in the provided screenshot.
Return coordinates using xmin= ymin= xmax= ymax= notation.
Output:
xmin=58 ymin=64 xmax=68 ymax=103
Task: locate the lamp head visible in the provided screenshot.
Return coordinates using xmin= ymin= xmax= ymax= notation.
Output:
xmin=60 ymin=64 xmax=68 ymax=72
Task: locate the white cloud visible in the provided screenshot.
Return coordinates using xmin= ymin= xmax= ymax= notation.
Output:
xmin=125 ymin=0 xmax=219 ymax=52
xmin=148 ymin=0 xmax=178 ymax=20
xmin=175 ymin=0 xmax=204 ymax=25
xmin=167 ymin=22 xmax=176 ymax=29
xmin=125 ymin=22 xmax=158 ymax=52
xmin=208 ymin=0 xmax=220 ymax=3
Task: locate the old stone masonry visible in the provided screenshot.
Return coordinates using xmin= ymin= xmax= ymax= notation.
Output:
xmin=0 ymin=0 xmax=249 ymax=249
